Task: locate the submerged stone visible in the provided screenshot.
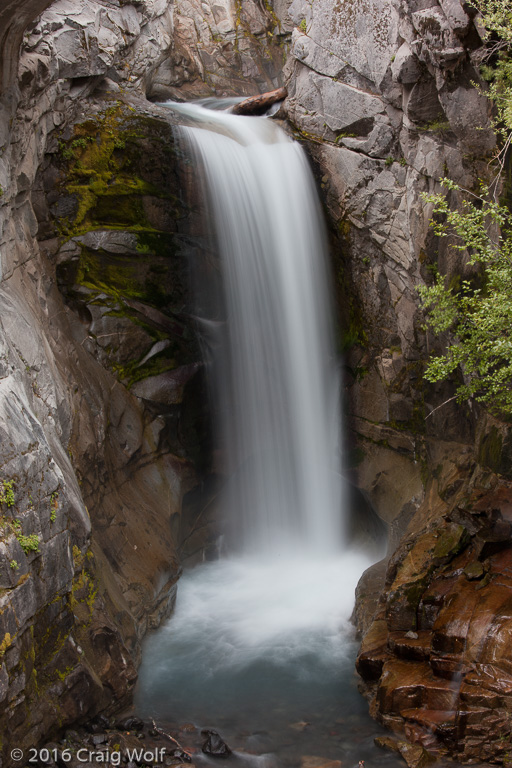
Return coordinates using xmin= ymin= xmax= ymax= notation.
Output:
xmin=300 ymin=758 xmax=342 ymax=768
xmin=289 ymin=721 xmax=310 ymax=732
xmin=201 ymin=730 xmax=232 ymax=758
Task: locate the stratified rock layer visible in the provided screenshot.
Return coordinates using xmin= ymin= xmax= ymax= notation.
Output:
xmin=357 ymin=469 xmax=512 ymax=763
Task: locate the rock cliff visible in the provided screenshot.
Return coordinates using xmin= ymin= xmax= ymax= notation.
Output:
xmin=283 ymin=0 xmax=496 ymax=531
xmin=280 ymin=0 xmax=512 ymax=761
xmin=0 ymin=2 xmax=194 ymax=759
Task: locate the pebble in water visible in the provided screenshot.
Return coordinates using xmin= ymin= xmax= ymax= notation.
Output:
xmin=201 ymin=729 xmax=233 ymax=758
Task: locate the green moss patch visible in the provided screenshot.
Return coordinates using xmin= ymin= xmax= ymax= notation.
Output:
xmin=51 ymin=102 xmax=199 ymax=386
xmin=478 ymin=426 xmax=503 ymax=473
xmin=56 ymin=103 xmax=180 ymax=238
xmin=433 ymin=523 xmax=470 ymax=561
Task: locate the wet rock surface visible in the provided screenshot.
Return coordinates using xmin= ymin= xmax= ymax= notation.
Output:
xmin=356 ymin=466 xmax=512 ymax=763
xmin=375 ymin=736 xmax=435 ymax=768
xmin=201 ymin=730 xmax=232 ymax=758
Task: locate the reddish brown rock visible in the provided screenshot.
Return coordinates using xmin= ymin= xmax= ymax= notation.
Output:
xmin=356 ymin=619 xmax=390 ymax=681
xmin=418 ymin=575 xmax=459 ymax=630
xmin=429 ymin=654 xmax=474 ymax=680
xmin=463 ymin=561 xmax=485 ymax=580
xmin=431 ymin=578 xmax=481 ymax=655
xmin=356 ymin=477 xmax=512 ymax=763
xmin=389 ymin=631 xmax=432 ymax=661
xmin=377 ymin=659 xmax=456 ymax=714
xmin=375 ymin=735 xmax=436 ymax=768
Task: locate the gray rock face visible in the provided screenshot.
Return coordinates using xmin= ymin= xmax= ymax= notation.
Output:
xmin=392 ymin=42 xmax=423 ymax=84
xmin=282 ymin=0 xmax=495 ymax=529
xmin=0 ymin=0 xmax=54 ymax=91
xmin=148 ymin=0 xmax=290 ymax=99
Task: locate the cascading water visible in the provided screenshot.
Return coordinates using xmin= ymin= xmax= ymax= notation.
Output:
xmin=179 ymin=105 xmax=343 ymax=556
xmin=135 ymin=102 xmax=389 ymax=768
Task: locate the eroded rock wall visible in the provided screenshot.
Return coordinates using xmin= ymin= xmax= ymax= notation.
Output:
xmin=279 ymin=0 xmax=512 ymax=761
xmin=356 ymin=457 xmax=512 ymax=763
xmin=0 ymin=0 xmax=286 ymax=756
xmin=149 ymin=0 xmax=291 ymax=99
xmin=0 ymin=0 xmax=54 ymax=92
xmin=282 ymin=0 xmax=496 ymax=530
xmin=0 ymin=2 xmax=191 ymax=758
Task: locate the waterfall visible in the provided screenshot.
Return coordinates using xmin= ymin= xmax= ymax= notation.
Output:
xmin=135 ymin=103 xmax=376 ymax=762
xmin=173 ymin=102 xmax=344 ymax=556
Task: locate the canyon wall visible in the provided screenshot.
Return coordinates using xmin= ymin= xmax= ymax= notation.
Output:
xmin=283 ymin=0 xmax=495 ymax=533
xmin=279 ymin=0 xmax=512 ymax=761
xmin=0 ymin=0 xmax=287 ymax=759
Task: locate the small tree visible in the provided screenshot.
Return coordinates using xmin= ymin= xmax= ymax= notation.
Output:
xmin=419 ymin=1 xmax=512 ymax=415
xmin=420 ymin=180 xmax=512 ymax=414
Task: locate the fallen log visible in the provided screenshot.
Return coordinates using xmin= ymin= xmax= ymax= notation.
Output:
xmin=231 ymin=86 xmax=287 ymax=116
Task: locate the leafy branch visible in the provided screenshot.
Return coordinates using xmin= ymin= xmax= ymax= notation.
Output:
xmin=419 ymin=180 xmax=512 ymax=414
xmin=418 ymin=2 xmax=512 ymax=414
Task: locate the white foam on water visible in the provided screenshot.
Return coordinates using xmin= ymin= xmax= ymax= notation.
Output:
xmin=142 ymin=551 xmax=371 ymax=687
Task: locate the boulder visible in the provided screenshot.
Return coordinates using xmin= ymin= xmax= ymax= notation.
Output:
xmin=201 ymin=730 xmax=232 ymax=758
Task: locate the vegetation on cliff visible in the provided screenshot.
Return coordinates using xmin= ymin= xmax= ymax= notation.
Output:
xmin=419 ymin=0 xmax=512 ymax=414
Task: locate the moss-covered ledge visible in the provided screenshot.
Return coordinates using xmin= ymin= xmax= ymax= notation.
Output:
xmin=34 ymin=99 xmax=201 ymax=391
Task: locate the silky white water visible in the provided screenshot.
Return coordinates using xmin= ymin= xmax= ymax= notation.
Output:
xmin=174 ymin=102 xmax=343 ymax=556
xmin=135 ymin=102 xmax=379 ymax=766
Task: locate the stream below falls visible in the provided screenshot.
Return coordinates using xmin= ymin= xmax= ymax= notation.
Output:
xmin=134 ymin=553 xmax=408 ymax=768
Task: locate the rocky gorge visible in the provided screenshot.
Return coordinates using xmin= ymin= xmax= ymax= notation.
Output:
xmin=0 ymin=0 xmax=511 ymax=764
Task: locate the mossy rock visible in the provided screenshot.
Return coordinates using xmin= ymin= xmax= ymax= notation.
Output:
xmin=55 ymin=103 xmax=182 ymax=238
xmin=464 ymin=561 xmax=485 ymax=580
xmin=433 ymin=523 xmax=470 ymax=561
xmin=478 ymin=426 xmax=512 ymax=479
xmin=478 ymin=426 xmax=503 ymax=473
xmin=50 ymin=101 xmax=200 ymax=384
xmin=386 ymin=576 xmax=430 ymax=631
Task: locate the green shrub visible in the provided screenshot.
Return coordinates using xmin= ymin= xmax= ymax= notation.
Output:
xmin=0 ymin=481 xmax=15 ymax=507
xmin=17 ymin=534 xmax=40 ymax=554
xmin=419 ymin=2 xmax=512 ymax=414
